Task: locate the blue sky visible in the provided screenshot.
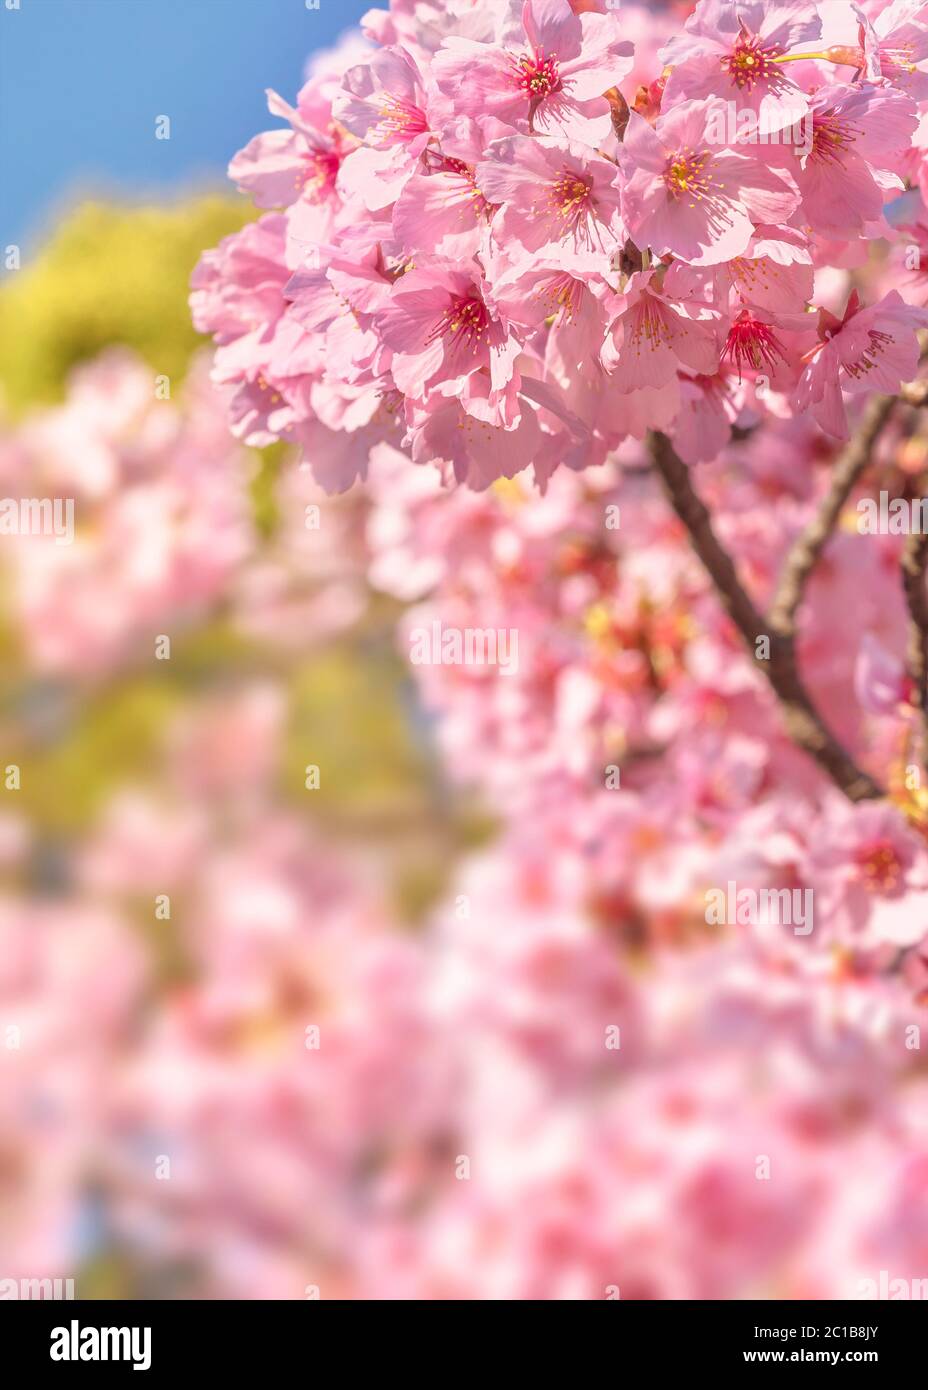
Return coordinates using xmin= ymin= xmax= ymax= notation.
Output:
xmin=1 ymin=0 xmax=372 ymax=256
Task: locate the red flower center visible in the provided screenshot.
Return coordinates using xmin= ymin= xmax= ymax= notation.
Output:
xmin=724 ymin=310 xmax=787 ymax=380
xmin=513 ymin=48 xmax=561 ymax=100
xmin=720 ymin=28 xmax=785 ymax=92
xmin=436 ymin=156 xmax=493 ymax=221
xmin=855 ymin=842 xmax=904 ymax=893
xmin=299 ymin=148 xmax=340 ymax=198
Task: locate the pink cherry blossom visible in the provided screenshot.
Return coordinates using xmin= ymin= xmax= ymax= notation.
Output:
xmin=0 ymin=351 xmax=253 ymax=675
xmin=392 ymin=146 xmax=496 ymax=258
xmin=660 ymin=0 xmax=822 ymax=132
xmin=795 ymin=82 xmax=917 ymax=240
xmin=860 ymin=0 xmax=928 ymax=99
xmin=333 ymin=46 xmax=433 ymax=210
xmin=664 ymin=223 xmax=814 ymax=313
xmin=476 ymin=133 xmax=625 ymax=267
xmin=602 ymin=269 xmax=721 ymax=391
xmin=374 ymin=258 xmax=522 ymax=415
xmin=854 ymin=632 xmax=912 ymax=715
xmin=794 ymin=289 xmax=928 ymax=438
xmin=228 ymin=86 xmax=353 ymax=225
xmin=804 ymin=800 xmax=928 ymax=948
xmin=432 ymin=0 xmax=633 ymax=146
xmin=619 ymin=100 xmax=800 ymax=266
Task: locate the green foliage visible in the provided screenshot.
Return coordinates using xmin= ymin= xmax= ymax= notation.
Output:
xmin=286 ymin=641 xmax=436 ymax=826
xmin=250 ymin=441 xmax=285 ymax=537
xmin=0 ymin=196 xmax=252 ymax=414
xmin=5 ymin=678 xmax=182 ymax=834
xmin=0 ymin=192 xmax=476 ymax=926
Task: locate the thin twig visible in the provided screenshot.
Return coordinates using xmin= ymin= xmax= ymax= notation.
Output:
xmin=902 ymin=474 xmax=928 ymax=773
xmin=768 ymin=394 xmax=897 ymax=638
xmin=648 ymin=431 xmax=883 ymax=803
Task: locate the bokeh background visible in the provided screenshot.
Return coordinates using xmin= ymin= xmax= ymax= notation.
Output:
xmin=3 ymin=0 xmax=928 ymax=1302
xmin=1 ymin=0 xmax=480 ymax=1299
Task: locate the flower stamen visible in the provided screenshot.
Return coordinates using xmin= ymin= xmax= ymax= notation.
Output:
xmin=724 ymin=310 xmax=787 ymax=380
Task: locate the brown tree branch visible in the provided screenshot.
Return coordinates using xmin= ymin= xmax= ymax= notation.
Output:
xmin=902 ymin=477 xmax=928 ymax=772
xmin=647 ymin=430 xmax=883 ymax=803
xmin=768 ymin=394 xmax=898 ymax=638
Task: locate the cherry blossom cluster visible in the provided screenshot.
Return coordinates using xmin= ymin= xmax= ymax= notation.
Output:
xmin=354 ymin=410 xmax=928 ymax=1296
xmin=0 ymin=351 xmax=253 ymax=676
xmin=366 ymin=414 xmax=928 ymax=964
xmin=192 ymin=0 xmax=928 ymax=492
xmin=8 ymin=684 xmax=926 ymax=1299
xmin=360 ymin=830 xmax=928 ymax=1299
xmin=2 ymin=348 xmax=928 ymax=1298
xmin=0 ymin=351 xmax=368 ymax=677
